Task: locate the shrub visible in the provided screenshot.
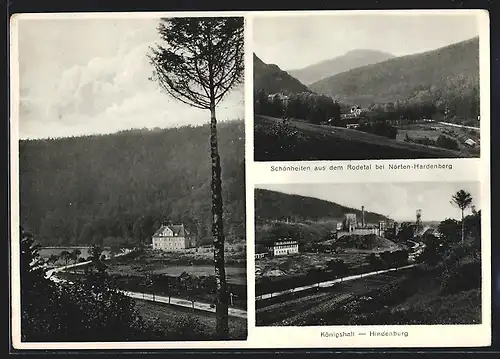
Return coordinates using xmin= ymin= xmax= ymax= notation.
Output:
xmin=436 ymin=135 xmax=459 ymax=150
xmin=163 ymin=316 xmax=213 ymax=341
xmin=358 ymin=120 xmax=398 ymax=139
xmin=440 ymin=260 xmax=481 ymax=295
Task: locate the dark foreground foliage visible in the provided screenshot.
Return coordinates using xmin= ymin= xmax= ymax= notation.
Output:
xmin=20 ymin=228 xmax=246 ymax=342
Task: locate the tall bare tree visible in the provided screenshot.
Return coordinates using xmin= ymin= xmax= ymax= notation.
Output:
xmin=451 ymin=189 xmax=473 ymax=244
xmin=148 ymin=17 xmax=244 ymax=339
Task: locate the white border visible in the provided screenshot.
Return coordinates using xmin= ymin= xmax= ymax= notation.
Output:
xmin=10 ymin=9 xmax=491 ymax=350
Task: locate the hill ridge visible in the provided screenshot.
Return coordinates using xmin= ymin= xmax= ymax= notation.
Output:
xmin=288 ymin=49 xmax=395 ymax=85
xmin=255 ymin=188 xmax=388 ymax=223
xmin=309 ymin=36 xmax=479 ymax=107
xmin=253 ymin=54 xmax=311 ymax=95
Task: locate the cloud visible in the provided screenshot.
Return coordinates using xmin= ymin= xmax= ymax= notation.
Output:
xmin=18 ymin=24 xmax=243 ymax=139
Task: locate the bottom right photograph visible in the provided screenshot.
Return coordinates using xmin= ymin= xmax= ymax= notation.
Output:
xmin=254 ymin=181 xmax=482 ymax=327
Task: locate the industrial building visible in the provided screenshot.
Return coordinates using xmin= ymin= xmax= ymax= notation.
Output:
xmin=336 ymin=206 xmax=386 ymax=239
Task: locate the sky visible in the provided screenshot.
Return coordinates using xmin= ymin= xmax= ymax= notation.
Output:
xmin=15 ymin=17 xmax=244 ymax=139
xmin=253 ymin=12 xmax=480 ymax=70
xmin=256 ymin=182 xmax=481 ymax=222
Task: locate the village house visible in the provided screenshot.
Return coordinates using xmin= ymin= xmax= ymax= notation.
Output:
xmin=255 ymin=243 xmax=268 ymax=259
xmin=340 ymin=106 xmax=363 ymax=129
xmin=151 ymin=223 xmax=197 ymax=251
xmin=269 ymin=238 xmax=299 ymax=256
xmin=255 ymin=252 xmax=267 ymax=260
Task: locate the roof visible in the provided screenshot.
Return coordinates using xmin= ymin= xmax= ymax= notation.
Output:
xmin=152 ymin=224 xmax=190 ymax=237
xmin=273 ymin=239 xmax=298 ymax=245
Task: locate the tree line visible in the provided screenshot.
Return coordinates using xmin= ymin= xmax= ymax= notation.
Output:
xmin=19 ymin=120 xmax=245 ymax=247
xmin=361 ymin=85 xmax=479 ymax=127
xmin=254 ymin=89 xmax=342 ymax=125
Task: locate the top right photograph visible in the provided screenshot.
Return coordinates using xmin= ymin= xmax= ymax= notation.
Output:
xmin=253 ymin=11 xmax=483 ymax=161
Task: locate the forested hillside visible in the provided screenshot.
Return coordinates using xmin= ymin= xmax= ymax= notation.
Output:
xmin=254 ymin=54 xmax=311 ymax=95
xmin=309 ymin=37 xmax=479 ymax=113
xmin=19 ymin=121 xmax=245 ymax=246
xmin=255 ymin=189 xmax=387 ymax=224
xmin=288 ymin=49 xmax=394 ymax=85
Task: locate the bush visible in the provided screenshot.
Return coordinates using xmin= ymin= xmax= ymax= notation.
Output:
xmin=440 ymin=260 xmax=481 ymax=295
xmin=163 ymin=316 xmax=213 ymax=341
xmin=436 ymin=135 xmax=459 ymax=150
xmin=358 ymin=121 xmax=398 ymax=139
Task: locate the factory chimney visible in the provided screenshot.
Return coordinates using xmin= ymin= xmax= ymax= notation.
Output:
xmin=361 ymin=206 xmax=365 ymax=228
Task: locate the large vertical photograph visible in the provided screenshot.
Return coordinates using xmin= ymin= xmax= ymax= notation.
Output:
xmin=254 ymin=182 xmax=482 ymax=327
xmin=13 ymin=15 xmax=247 ymax=343
xmin=253 ymin=12 xmax=481 ymax=161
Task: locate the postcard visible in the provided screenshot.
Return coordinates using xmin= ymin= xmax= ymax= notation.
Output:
xmin=9 ymin=9 xmax=491 ymax=350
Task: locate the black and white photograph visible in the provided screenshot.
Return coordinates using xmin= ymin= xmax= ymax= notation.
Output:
xmin=253 ymin=12 xmax=482 ymax=161
xmin=254 ymin=182 xmax=482 ymax=327
xmin=12 ymin=14 xmax=247 ymax=344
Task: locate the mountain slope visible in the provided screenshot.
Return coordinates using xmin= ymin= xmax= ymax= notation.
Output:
xmin=19 ymin=121 xmax=245 ymax=246
xmin=309 ymin=37 xmax=479 ymax=107
xmin=255 ymin=188 xmax=387 ymax=224
xmin=254 ymin=54 xmax=311 ymax=95
xmin=288 ymin=49 xmax=395 ymax=85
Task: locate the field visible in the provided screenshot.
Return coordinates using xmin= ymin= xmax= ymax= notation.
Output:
xmin=144 ymin=244 xmax=246 ymax=265
xmin=110 ymin=263 xmax=246 ymax=285
xmin=395 ymin=122 xmax=480 ymax=157
xmin=254 ymin=115 xmax=474 ymax=161
xmin=93 ymin=250 xmax=247 ymax=285
xmin=256 ymin=271 xmax=405 ymax=326
xmin=256 ymin=251 xmax=368 ymax=278
xmin=134 ymin=299 xmax=247 ymax=340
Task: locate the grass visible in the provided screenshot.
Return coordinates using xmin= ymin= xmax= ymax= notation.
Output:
xmin=254 ymin=115 xmax=474 ymax=161
xmin=134 ymin=299 xmax=247 ymax=340
xmin=395 ymin=122 xmax=480 ymax=157
xmin=256 ymin=272 xmax=404 ymax=326
xmin=72 ymin=250 xmax=247 ymax=285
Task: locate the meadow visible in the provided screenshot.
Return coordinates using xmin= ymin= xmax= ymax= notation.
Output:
xmin=135 ymin=299 xmax=247 ymax=340
xmin=254 ymin=115 xmax=473 ymax=161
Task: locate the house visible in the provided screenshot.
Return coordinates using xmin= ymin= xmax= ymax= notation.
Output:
xmin=255 ymin=252 xmax=267 ymax=259
xmin=269 ymin=238 xmax=299 ymax=256
xmin=255 ymin=243 xmax=269 ymax=259
xmin=340 ymin=106 xmax=363 ymax=129
xmin=151 ymin=223 xmax=197 ymax=251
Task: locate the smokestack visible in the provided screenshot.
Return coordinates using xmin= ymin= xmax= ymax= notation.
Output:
xmin=361 ymin=206 xmax=365 ymax=228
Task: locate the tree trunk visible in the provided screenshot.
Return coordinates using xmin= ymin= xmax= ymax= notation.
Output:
xmin=461 ymin=209 xmax=465 ymax=244
xmin=210 ymin=105 xmax=229 ymax=339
